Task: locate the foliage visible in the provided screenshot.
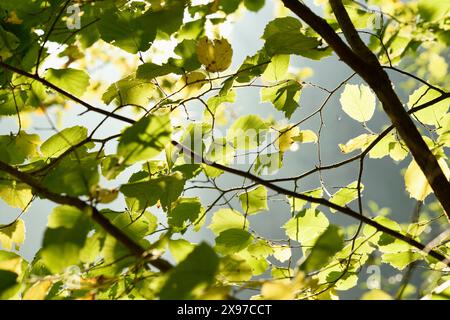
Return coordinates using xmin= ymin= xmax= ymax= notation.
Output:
xmin=0 ymin=0 xmax=449 ymax=300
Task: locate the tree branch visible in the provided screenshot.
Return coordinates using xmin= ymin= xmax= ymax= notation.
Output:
xmin=0 ymin=56 xmax=448 ymax=265
xmin=280 ymin=0 xmax=450 ymax=220
xmin=0 ymin=160 xmax=172 ymax=272
xmin=172 ymin=140 xmax=449 ymax=265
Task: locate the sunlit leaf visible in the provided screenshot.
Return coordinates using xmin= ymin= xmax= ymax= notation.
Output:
xmin=208 ymin=209 xmax=249 ymax=236
xmin=45 ymin=68 xmax=90 ymax=96
xmin=404 ymin=158 xmax=450 ymax=201
xmin=118 ymin=114 xmax=172 ymax=165
xmin=340 ymin=84 xmax=376 ymax=123
xmin=0 ymin=219 xmax=25 ymax=251
xmin=196 ymin=37 xmax=233 ymax=72
xmin=40 ymin=126 xmax=87 ymax=158
xmin=215 ymin=229 xmax=253 ymax=255
xmin=159 ymin=242 xmax=219 ymax=299
xmin=283 ymin=209 xmax=329 ymax=245
xmin=329 ymin=181 xmax=363 ymax=212
xmin=407 ymin=85 xmax=449 ymax=126
xmin=239 ymin=186 xmax=268 ymax=215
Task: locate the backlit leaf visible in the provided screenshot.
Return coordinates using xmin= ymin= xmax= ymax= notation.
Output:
xmin=340 ymin=84 xmax=376 ymax=122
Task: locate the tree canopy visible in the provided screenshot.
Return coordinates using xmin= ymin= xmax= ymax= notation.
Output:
xmin=0 ymin=0 xmax=449 ymax=300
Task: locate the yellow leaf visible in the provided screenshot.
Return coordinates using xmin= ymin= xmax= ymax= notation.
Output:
xmin=277 ymin=126 xmax=300 ymax=152
xmin=0 ymin=219 xmax=26 ymax=250
xmin=196 ymin=37 xmax=233 ymax=72
xmin=292 ymin=130 xmax=318 ymax=144
xmin=339 ymin=134 xmax=376 ymax=154
xmin=97 ymin=188 xmax=119 ymax=204
xmin=361 ymin=289 xmax=393 ymax=300
xmin=0 ymin=257 xmax=23 ymax=274
xmin=6 ymin=11 xmax=23 ymax=25
xmin=261 ymin=280 xmax=295 ymax=300
xmin=183 ymin=71 xmax=208 ymax=95
xmin=23 ymin=280 xmax=53 ymax=300
xmin=404 ymin=158 xmax=450 ymax=201
xmin=340 ymin=84 xmax=376 ymax=123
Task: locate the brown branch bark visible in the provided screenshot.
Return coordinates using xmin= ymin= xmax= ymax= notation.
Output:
xmin=0 ymin=160 xmax=172 ymax=272
xmin=281 ymin=0 xmax=450 ymax=220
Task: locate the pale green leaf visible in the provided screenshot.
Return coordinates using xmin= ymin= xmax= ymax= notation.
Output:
xmin=340 ymin=84 xmax=376 ymax=122
xmin=239 ymin=186 xmax=268 ymax=215
xmin=283 ymin=209 xmax=329 ymax=245
xmin=40 ymin=126 xmax=88 ymax=158
xmin=45 ymin=68 xmax=90 ymax=97
xmin=118 ymin=114 xmax=172 ymax=165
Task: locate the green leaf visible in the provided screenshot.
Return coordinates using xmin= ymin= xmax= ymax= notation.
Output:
xmin=261 ymin=80 xmax=302 ymax=119
xmin=102 ymin=75 xmax=156 ymax=106
xmin=248 ymin=240 xmax=274 ymax=257
xmin=120 ymin=172 xmax=185 ymax=211
xmin=262 ymin=17 xmax=331 ymax=59
xmin=363 ymin=216 xmax=412 ymax=253
xmin=109 ymin=210 xmax=157 ymax=241
xmin=262 ymin=55 xmax=290 ymax=82
xmin=339 ymin=134 xmax=376 ymax=154
xmin=0 ymin=270 xmax=19 ymax=299
xmin=287 ymin=188 xmax=323 ymax=212
xmin=239 ymin=185 xmax=268 ymax=215
xmin=407 ymin=85 xmax=449 ymax=126
xmin=40 ymin=126 xmax=88 ymax=158
xmin=42 ymin=156 xmax=99 ymax=196
xmin=244 ymin=0 xmax=265 ymax=12
xmin=418 ymin=0 xmax=450 ymax=22
xmin=0 ymin=181 xmax=33 ymax=210
xmin=159 ymin=242 xmax=219 ymax=299
xmin=101 ymin=234 xmax=137 ymax=274
xmin=118 ymin=114 xmax=172 ymax=165
xmin=227 ymin=115 xmax=268 ymax=149
xmin=0 ymin=219 xmax=25 ymax=251
xmin=254 ymin=152 xmax=283 ymax=175
xmin=283 ymin=209 xmax=329 ymax=246
xmin=208 ymin=209 xmax=249 ymax=236
xmin=168 ymin=39 xmax=201 ymax=72
xmin=381 ymin=251 xmax=423 ymax=270
xmin=215 ymin=229 xmax=253 ymax=254
xmin=45 ymin=68 xmax=90 ymax=96
xmin=0 ymin=26 xmax=20 ymax=60
xmin=236 ymin=250 xmax=269 ymax=276
xmin=220 ymin=255 xmax=253 ymax=282
xmin=340 ymin=84 xmax=376 ymax=122
xmin=168 ymin=197 xmax=203 ymax=231
xmin=361 ymin=289 xmax=393 ymax=300
xmin=329 ymin=181 xmax=363 ymax=212
xmin=41 ymin=205 xmax=92 ymax=273
xmin=235 ymin=49 xmax=270 ymax=83
xmin=136 ymin=63 xmax=178 ymax=80
xmin=0 ymin=132 xmax=40 ymax=164
xmin=169 ymin=239 xmax=195 ymax=263
xmin=262 ymin=17 xmax=302 ymax=40
xmin=205 ymin=137 xmax=235 ymax=166
xmin=300 ymin=225 xmax=344 ymax=273
xmin=79 ymin=232 xmax=103 ymax=264
xmin=404 ymin=158 xmax=450 ymax=201
xmin=177 ymin=18 xmax=205 ymax=40
xmin=368 ymin=133 xmax=408 ymax=161
xmin=97 ymin=9 xmax=156 ymax=53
